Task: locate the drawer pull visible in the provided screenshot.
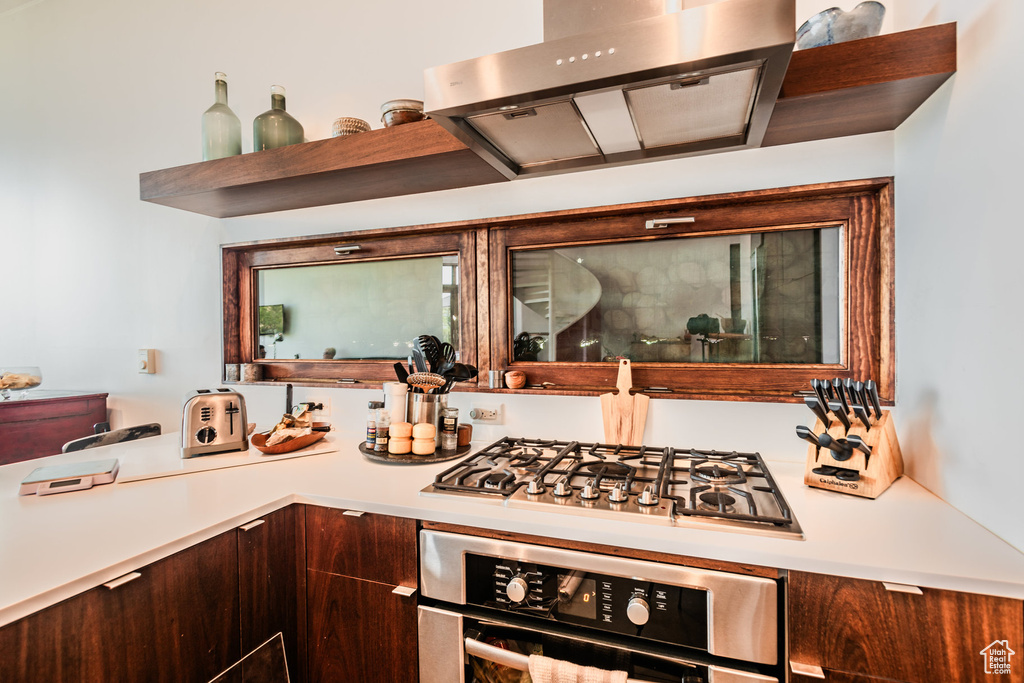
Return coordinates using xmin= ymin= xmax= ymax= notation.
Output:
xmin=882 ymin=582 xmax=923 ymax=594
xmin=343 ymin=510 xmax=365 ymax=517
xmin=392 ymin=585 xmax=417 ymax=597
xmin=645 ymin=217 xmax=695 ymax=229
xmin=104 ymin=572 xmax=142 ymax=590
xmin=239 ymin=519 xmax=265 ymax=531
xmin=790 ymin=662 xmax=825 ymax=678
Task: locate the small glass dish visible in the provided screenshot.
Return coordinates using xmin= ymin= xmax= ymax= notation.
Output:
xmin=0 ymin=366 xmax=43 ymax=400
xmin=380 ymin=99 xmax=424 ymax=127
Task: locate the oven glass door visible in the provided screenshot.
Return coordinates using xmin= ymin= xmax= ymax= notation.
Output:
xmin=418 ymin=604 xmax=778 ymax=683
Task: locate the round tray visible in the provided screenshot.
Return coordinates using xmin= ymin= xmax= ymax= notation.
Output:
xmin=358 ymin=441 xmax=471 ymax=464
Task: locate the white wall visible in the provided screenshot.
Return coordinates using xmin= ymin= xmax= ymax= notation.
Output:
xmin=2 ymin=0 xmax=1018 ymax=551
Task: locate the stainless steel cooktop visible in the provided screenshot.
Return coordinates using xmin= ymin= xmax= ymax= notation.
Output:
xmin=421 ymin=436 xmax=803 ymax=540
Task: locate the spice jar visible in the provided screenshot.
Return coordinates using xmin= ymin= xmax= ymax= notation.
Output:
xmin=374 ymin=407 xmax=391 ymax=452
xmin=366 ymin=400 xmax=383 ymax=445
xmin=440 ymin=407 xmax=459 ymax=452
xmin=380 ymin=99 xmax=424 ymax=127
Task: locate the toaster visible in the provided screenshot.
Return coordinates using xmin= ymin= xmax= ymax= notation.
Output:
xmin=181 ymin=388 xmax=249 ymax=458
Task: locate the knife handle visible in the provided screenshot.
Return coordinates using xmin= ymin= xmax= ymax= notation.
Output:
xmin=832 ymin=378 xmax=850 ymax=414
xmin=796 ymin=425 xmax=821 ymax=448
xmin=827 ymin=400 xmax=851 ymax=433
xmin=803 ymin=397 xmax=831 ymax=428
xmin=852 ymin=403 xmax=872 ymax=431
xmin=865 ymin=380 xmax=884 ymax=419
xmin=818 ymin=433 xmax=853 ymax=461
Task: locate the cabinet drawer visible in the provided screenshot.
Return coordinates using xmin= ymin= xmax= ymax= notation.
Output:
xmin=306 ymin=569 xmax=418 ymax=683
xmin=305 ymin=506 xmax=417 ymax=585
xmin=789 ymin=571 xmax=1023 ymax=683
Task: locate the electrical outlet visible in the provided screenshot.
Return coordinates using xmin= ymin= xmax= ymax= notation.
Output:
xmin=304 ymin=395 xmax=331 ymax=417
xmin=470 ymin=405 xmax=503 ymax=424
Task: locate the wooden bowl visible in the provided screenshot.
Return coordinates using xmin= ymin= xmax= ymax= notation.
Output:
xmin=251 ymin=422 xmax=330 ymax=455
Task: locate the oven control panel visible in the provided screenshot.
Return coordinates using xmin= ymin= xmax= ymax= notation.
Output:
xmin=466 ymin=553 xmax=708 ymax=651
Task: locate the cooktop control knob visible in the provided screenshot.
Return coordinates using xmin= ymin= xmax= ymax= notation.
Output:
xmin=608 ymin=482 xmax=628 ymax=503
xmin=626 ymin=595 xmax=650 ymax=626
xmin=553 ymin=478 xmax=573 ymax=497
xmin=637 ymin=485 xmax=659 ymax=506
xmin=526 ymin=478 xmax=545 ymax=495
xmin=580 ymin=478 xmax=600 ymax=500
xmin=506 ymin=576 xmax=529 ymax=603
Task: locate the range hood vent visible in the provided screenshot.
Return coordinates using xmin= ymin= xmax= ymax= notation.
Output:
xmin=424 ymin=0 xmax=795 ymax=180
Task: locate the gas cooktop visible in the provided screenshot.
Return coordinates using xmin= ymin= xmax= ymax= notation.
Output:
xmin=421 ymin=436 xmax=803 ymax=540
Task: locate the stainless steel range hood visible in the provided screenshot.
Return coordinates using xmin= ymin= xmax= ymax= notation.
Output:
xmin=424 ymin=0 xmax=794 ymax=180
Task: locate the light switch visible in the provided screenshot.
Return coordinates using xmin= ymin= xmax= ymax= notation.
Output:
xmin=138 ymin=349 xmax=156 ymax=374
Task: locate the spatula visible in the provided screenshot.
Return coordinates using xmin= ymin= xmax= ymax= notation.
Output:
xmin=599 ymin=359 xmax=649 ymax=446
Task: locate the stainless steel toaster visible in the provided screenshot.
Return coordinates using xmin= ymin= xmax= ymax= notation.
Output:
xmin=180 ymin=388 xmax=248 ymax=458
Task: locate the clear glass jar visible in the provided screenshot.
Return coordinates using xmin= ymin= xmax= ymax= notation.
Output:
xmin=440 ymin=407 xmax=458 ymax=452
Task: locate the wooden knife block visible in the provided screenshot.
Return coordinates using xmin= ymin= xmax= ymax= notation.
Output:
xmin=804 ymin=410 xmax=903 ymax=499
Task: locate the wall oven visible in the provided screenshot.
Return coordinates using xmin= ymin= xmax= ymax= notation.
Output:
xmin=419 ymin=530 xmax=781 ymax=683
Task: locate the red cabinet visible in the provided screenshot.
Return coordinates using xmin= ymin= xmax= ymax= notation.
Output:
xmin=0 ymin=391 xmax=107 ymax=465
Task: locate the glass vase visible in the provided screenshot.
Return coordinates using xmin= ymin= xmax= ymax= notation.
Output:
xmin=253 ymin=85 xmax=304 ymax=151
xmin=201 ymin=72 xmax=242 ymax=161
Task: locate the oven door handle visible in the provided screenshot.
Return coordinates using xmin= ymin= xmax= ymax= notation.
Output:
xmin=465 ymin=637 xmax=648 ymax=683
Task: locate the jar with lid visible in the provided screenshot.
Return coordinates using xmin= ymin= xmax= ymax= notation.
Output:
xmin=440 ymin=407 xmax=459 ymax=452
xmin=366 ymin=400 xmax=384 ymax=445
xmin=374 ymin=407 xmax=391 ymax=452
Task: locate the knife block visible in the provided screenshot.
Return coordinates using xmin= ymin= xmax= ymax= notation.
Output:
xmin=803 ymin=409 xmax=903 ymax=499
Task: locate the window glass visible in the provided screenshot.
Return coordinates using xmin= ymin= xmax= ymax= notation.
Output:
xmin=511 ymin=227 xmax=842 ymax=364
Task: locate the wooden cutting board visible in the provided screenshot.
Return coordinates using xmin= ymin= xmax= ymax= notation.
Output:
xmin=600 ymin=359 xmax=649 ymax=446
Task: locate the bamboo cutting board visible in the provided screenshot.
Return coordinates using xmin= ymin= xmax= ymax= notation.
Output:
xmin=600 ymin=359 xmax=649 ymax=446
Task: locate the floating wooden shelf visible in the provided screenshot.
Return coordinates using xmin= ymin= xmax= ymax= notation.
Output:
xmin=140 ymin=24 xmax=955 ymax=219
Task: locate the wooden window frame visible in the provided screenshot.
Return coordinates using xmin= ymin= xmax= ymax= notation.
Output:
xmin=221 ymin=178 xmax=893 ymax=403
xmin=222 ymin=228 xmax=478 ymax=384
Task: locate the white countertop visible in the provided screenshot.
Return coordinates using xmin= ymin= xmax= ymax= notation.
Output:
xmin=2 ymin=431 xmax=1023 ymax=628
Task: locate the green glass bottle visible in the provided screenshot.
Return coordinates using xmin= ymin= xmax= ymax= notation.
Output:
xmin=253 ymin=85 xmax=304 ymax=151
xmin=201 ymin=72 xmax=242 ymax=161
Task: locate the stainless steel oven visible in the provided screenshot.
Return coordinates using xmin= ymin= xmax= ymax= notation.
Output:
xmin=418 ymin=530 xmax=781 ymax=683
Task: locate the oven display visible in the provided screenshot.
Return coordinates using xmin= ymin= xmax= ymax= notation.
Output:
xmin=556 ymin=575 xmax=596 ymax=620
xmin=465 ymin=554 xmax=709 ymax=651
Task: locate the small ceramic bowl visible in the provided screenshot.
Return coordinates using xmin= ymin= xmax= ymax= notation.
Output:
xmin=380 ymin=99 xmax=425 ymax=127
xmin=504 ymin=370 xmax=527 ymax=389
xmin=332 ymin=117 xmax=371 ymax=137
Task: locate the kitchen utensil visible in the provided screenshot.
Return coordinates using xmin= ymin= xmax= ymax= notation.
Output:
xmin=865 ymin=379 xmax=883 ymax=419
xmin=181 ymin=388 xmax=249 ymax=458
xmin=19 ymin=458 xmax=119 ymax=496
xmin=393 ymin=362 xmax=409 ymax=384
xmin=810 ymin=378 xmax=831 ymax=414
xmin=818 ymin=433 xmax=853 ymax=461
xmin=600 ymin=359 xmax=649 ymax=446
xmin=407 ymin=372 xmax=446 ymax=393
xmin=411 ymin=348 xmax=428 ymax=373
xmin=827 ymin=401 xmax=851 ymax=433
xmin=251 ymin=422 xmax=330 ymax=455
xmin=438 ymin=342 xmax=457 ymax=367
xmin=852 ymin=403 xmax=872 ymax=431
xmin=804 ymin=396 xmax=831 ymax=427
xmin=407 ymin=392 xmax=447 ymax=448
xmin=415 ymin=335 xmax=441 ymax=372
xmin=831 ymin=378 xmax=850 ymax=414
xmin=844 ymin=434 xmax=872 ymax=457
xmin=834 ymin=469 xmax=860 ymax=482
xmin=796 ymin=425 xmax=821 ymax=447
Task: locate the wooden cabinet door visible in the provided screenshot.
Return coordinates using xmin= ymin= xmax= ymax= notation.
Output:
xmin=306 ymin=569 xmax=418 ymax=683
xmin=0 ymin=530 xmax=240 ymax=683
xmin=789 ymin=571 xmax=1024 ymax=683
xmin=306 ymin=506 xmax=417 ymax=586
xmin=238 ymin=504 xmax=306 ymax=683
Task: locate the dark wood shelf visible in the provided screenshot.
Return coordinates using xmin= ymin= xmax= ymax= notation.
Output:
xmin=140 ymin=24 xmax=955 ymax=219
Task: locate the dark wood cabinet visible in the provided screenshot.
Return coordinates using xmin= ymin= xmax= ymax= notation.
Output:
xmin=0 ymin=530 xmax=240 ymax=683
xmin=304 ymin=507 xmax=418 ymax=683
xmin=237 ymin=504 xmax=307 ymax=683
xmin=788 ymin=571 xmax=1024 ymax=683
xmin=0 ymin=391 xmax=107 ymax=465
xmin=306 ymin=570 xmax=418 ymax=683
